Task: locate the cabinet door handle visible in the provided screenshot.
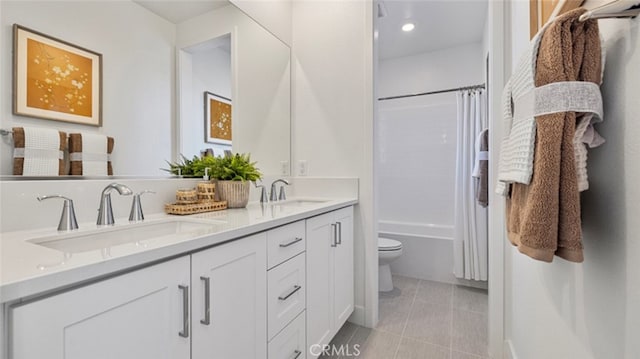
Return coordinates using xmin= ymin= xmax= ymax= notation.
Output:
xmin=336 ymin=221 xmax=342 ymax=245
xmin=278 ymin=285 xmax=302 ymax=301
xmin=200 ymin=276 xmax=211 ymax=326
xmin=331 ymin=223 xmax=337 ymax=247
xmin=178 ymin=284 xmax=189 ymax=338
xmin=289 ymin=350 xmax=302 ymax=359
xmin=279 ymin=237 xmax=303 ymax=248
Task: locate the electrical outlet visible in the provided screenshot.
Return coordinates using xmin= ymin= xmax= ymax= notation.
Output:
xmin=298 ymin=160 xmax=308 ymax=176
xmin=280 ymin=161 xmax=290 ymax=176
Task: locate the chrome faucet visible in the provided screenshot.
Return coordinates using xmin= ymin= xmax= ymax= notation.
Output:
xmin=269 ymin=179 xmax=289 ymax=202
xmin=97 ymin=183 xmax=133 ymax=226
xmin=254 ymin=181 xmax=268 ymax=204
xmin=37 ymin=195 xmax=79 ymax=231
xmin=129 ymin=190 xmax=155 ymax=223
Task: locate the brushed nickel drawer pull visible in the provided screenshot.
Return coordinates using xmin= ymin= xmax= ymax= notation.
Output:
xmin=331 ymin=223 xmax=337 ymax=247
xmin=200 ymin=276 xmax=211 ymax=325
xmin=279 ymin=237 xmax=303 ymax=248
xmin=278 ymin=285 xmax=302 ymax=301
xmin=336 ymin=221 xmax=343 ymax=245
xmin=178 ymin=284 xmax=189 ymax=338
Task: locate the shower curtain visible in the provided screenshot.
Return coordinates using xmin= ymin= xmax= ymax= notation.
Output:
xmin=453 ymin=90 xmax=488 ymax=281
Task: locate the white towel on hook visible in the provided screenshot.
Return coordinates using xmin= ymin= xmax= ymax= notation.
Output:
xmin=20 ymin=127 xmax=63 ymax=176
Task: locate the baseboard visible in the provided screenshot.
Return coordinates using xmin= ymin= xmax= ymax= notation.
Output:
xmin=348 ymin=305 xmax=366 ymax=327
xmin=504 ymin=340 xmax=518 ymax=359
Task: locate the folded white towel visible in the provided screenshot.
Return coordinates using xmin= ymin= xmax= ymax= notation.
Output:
xmin=19 ymin=127 xmax=63 ymax=176
xmin=496 ymin=26 xmax=606 ymax=196
xmin=472 ymin=128 xmax=489 ymax=178
xmin=73 ymin=133 xmax=109 ymax=176
xmin=495 ymin=28 xmax=544 ymax=194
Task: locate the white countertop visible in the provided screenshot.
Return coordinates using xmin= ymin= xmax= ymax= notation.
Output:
xmin=0 ymin=197 xmax=357 ymax=303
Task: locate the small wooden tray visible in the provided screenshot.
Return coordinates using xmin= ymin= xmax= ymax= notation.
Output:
xmin=165 ymin=201 xmax=227 ymax=215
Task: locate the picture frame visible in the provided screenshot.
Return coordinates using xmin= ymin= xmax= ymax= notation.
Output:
xmin=13 ymin=24 xmax=103 ymax=126
xmin=204 ymin=91 xmax=232 ymax=145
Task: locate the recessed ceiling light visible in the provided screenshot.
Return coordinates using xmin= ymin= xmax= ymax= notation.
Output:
xmin=402 ymin=23 xmax=415 ymax=32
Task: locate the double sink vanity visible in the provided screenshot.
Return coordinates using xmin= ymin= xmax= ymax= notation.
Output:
xmin=0 ymin=189 xmax=357 ymax=359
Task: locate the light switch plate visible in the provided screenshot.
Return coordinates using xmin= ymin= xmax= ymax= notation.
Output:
xmin=298 ymin=160 xmax=308 ymax=176
xmin=280 ymin=161 xmax=290 ymax=176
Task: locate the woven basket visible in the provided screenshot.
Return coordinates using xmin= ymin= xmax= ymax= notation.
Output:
xmin=216 ymin=180 xmax=250 ymax=208
xmin=197 ymin=182 xmax=216 ymax=202
xmin=165 ymin=201 xmax=227 ymax=215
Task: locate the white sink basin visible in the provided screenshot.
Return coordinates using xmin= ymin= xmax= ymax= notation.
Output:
xmin=28 ymin=220 xmax=222 ymax=254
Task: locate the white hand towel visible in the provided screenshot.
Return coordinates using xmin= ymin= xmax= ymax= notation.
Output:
xmin=20 ymin=127 xmax=63 ymax=176
xmin=72 ymin=133 xmax=109 ymax=176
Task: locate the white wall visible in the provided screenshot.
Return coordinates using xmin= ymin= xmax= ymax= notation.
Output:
xmin=181 ymin=45 xmax=232 ymax=158
xmin=377 ymin=43 xmax=483 ymax=284
xmin=378 ymin=43 xmax=484 ymax=99
xmin=292 ymin=0 xmax=375 ymax=326
xmin=230 ymin=0 xmax=292 ymax=46
xmin=0 ymin=1 xmax=175 ymax=176
xmin=504 ymin=3 xmax=640 ymax=358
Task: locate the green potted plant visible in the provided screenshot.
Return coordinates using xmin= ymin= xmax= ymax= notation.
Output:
xmin=163 ymin=155 xmax=219 ymax=178
xmin=165 ymin=153 xmax=262 ymax=208
xmin=210 ymin=153 xmax=262 ymax=208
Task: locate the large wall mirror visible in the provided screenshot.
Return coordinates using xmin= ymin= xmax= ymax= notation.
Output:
xmin=0 ymin=0 xmax=290 ymax=178
xmin=175 ymin=3 xmax=291 ymax=176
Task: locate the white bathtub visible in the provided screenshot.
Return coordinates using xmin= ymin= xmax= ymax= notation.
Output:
xmin=379 ymin=220 xmax=456 ymax=284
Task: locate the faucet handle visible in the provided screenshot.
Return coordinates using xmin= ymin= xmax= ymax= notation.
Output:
xmin=129 ymin=190 xmax=155 ymax=223
xmin=254 ymin=181 xmax=268 ymax=203
xmin=278 ymin=185 xmax=288 ymax=201
xmin=37 ymin=195 xmax=79 ymax=231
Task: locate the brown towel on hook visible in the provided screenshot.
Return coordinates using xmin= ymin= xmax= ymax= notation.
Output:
xmin=506 ymin=8 xmax=601 ymax=263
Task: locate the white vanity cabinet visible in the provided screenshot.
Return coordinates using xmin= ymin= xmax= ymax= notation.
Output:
xmin=4 ymin=204 xmax=355 ymax=359
xmin=9 ymin=257 xmax=192 ymax=359
xmin=306 ymin=206 xmax=354 ymax=358
xmin=8 ymin=234 xmax=268 ymax=359
xmin=191 ymin=232 xmax=267 ymax=359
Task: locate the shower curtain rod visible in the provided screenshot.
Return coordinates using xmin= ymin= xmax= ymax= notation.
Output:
xmin=378 ymin=83 xmax=485 ymax=101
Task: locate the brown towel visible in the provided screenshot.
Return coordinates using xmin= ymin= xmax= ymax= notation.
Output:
xmin=478 ymin=129 xmax=489 ymax=207
xmin=506 ymin=8 xmax=601 ymax=263
xmin=68 ymin=134 xmax=114 ymax=175
xmin=12 ymin=127 xmax=67 ymax=176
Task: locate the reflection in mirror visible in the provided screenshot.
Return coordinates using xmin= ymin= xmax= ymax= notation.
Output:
xmin=0 ymin=0 xmax=291 ymax=178
xmin=176 ymin=3 xmax=291 ymax=176
xmin=180 ymin=34 xmax=232 ymax=157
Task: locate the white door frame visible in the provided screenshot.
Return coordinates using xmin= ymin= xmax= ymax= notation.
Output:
xmin=367 ymin=3 xmax=508 ymax=357
xmin=487 ymin=1 xmax=507 ymax=358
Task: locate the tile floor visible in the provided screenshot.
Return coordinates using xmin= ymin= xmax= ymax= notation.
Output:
xmin=322 ymin=275 xmax=488 ymax=359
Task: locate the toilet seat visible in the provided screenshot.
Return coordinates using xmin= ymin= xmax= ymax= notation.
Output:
xmin=378 ymin=237 xmax=402 ymax=251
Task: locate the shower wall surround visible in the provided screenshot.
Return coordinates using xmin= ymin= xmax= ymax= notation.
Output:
xmin=377 ymin=42 xmax=485 ymax=284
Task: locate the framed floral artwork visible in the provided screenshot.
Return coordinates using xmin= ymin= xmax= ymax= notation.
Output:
xmin=13 ymin=24 xmax=102 ymax=126
xmin=204 ymin=91 xmax=232 ymax=145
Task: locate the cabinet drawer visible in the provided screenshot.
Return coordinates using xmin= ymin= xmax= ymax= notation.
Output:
xmin=268 ymin=252 xmax=306 ymax=340
xmin=268 ymin=311 xmax=306 ymax=359
xmin=267 ymin=220 xmax=306 ymax=269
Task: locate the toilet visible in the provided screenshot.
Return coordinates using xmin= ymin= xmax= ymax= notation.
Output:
xmin=378 ymin=236 xmax=403 ymax=292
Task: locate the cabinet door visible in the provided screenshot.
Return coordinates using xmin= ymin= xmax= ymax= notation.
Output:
xmin=305 ymin=212 xmax=335 ymax=358
xmin=10 ymin=257 xmax=191 ymax=359
xmin=191 ymin=233 xmax=267 ymax=359
xmin=333 ymin=206 xmax=354 ymax=328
